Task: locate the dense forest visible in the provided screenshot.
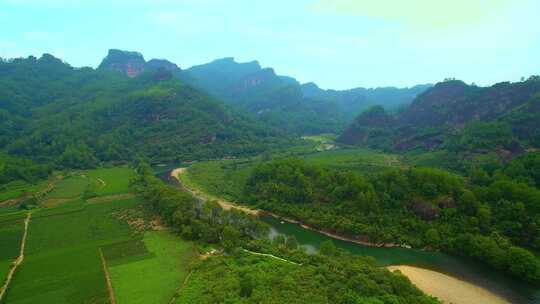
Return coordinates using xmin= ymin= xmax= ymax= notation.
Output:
xmin=339 ymin=78 xmax=540 ymax=171
xmin=244 ymin=153 xmax=540 ymax=283
xmin=131 ymin=161 xmax=439 ymax=304
xmin=0 ymin=54 xmax=295 ymax=178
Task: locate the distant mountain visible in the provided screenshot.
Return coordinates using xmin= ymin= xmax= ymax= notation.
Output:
xmin=181 ymin=56 xmax=430 ymax=134
xmin=0 ymin=54 xmax=292 ymax=168
xmin=99 ymin=49 xmax=183 ymax=77
xmin=339 ymin=77 xmax=540 ymax=168
xmin=97 ymin=50 xmax=430 ymax=135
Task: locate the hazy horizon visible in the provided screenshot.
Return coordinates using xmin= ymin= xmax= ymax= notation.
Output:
xmin=2 ymin=0 xmax=539 ymax=89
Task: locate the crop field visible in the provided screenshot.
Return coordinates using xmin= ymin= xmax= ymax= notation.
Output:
xmin=0 ymin=179 xmax=50 ymax=202
xmin=44 ymin=175 xmax=89 ymax=200
xmin=108 ymin=231 xmax=198 ymax=304
xmin=85 ymin=167 xmax=135 ymax=196
xmin=3 ymin=197 xmax=142 ymax=304
xmin=1 ymin=165 xmax=200 ymax=304
xmin=0 ymin=216 xmax=24 ymax=281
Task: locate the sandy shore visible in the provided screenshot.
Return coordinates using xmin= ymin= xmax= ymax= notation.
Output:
xmin=388 ymin=265 xmax=511 ymax=304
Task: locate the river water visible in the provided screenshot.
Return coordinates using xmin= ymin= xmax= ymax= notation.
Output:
xmin=157 ymin=166 xmax=540 ymax=303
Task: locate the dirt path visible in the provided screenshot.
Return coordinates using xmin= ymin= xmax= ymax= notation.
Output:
xmin=97 ymin=178 xmax=106 ymax=188
xmin=242 ymin=249 xmax=301 ymax=265
xmin=99 ymin=248 xmax=116 ymax=304
xmin=0 ymin=212 xmax=32 ymax=302
xmin=171 ymin=168 xmax=259 ymax=216
xmin=168 ymin=270 xmax=194 ymax=304
xmin=388 ymin=265 xmax=511 ymax=304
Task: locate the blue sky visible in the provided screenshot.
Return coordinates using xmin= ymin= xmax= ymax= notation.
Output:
xmin=1 ymin=0 xmax=539 ymax=89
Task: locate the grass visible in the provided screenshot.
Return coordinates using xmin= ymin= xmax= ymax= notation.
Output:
xmin=303 ymin=148 xmax=403 ymax=174
xmin=0 ymin=180 xmax=50 ymax=202
xmin=44 ymin=175 xmax=89 ymax=199
xmin=182 ymin=160 xmax=253 ymax=202
xmin=108 ymin=231 xmax=198 ymax=304
xmin=4 ymin=197 xmax=143 ymax=304
xmin=0 ymin=217 xmax=24 ymax=282
xmin=302 ymin=133 xmax=338 ymax=143
xmin=85 ymin=167 xmax=135 ymax=196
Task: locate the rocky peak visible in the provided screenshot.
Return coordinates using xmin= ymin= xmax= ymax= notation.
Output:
xmin=98 ymin=49 xmax=146 ymax=77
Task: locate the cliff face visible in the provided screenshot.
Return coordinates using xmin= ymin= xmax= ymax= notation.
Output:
xmin=98 ymin=50 xmax=182 ymax=78
xmin=98 ymin=49 xmax=146 ymax=77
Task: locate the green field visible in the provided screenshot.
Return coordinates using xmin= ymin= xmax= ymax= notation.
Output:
xmin=44 ymin=175 xmax=89 ymax=199
xmin=0 ymin=216 xmax=24 ymax=281
xmin=1 ymin=165 xmax=201 ymax=304
xmin=85 ymin=167 xmax=135 ymax=196
xmin=4 ymin=197 xmax=141 ymax=304
xmin=303 ymin=148 xmax=403 ymax=174
xmin=0 ymin=179 xmax=50 ymax=202
xmin=108 ymin=231 xmax=198 ymax=304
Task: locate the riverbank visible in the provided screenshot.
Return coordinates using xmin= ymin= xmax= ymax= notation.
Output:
xmin=170 ymin=168 xmax=259 ymax=216
xmin=388 ymin=265 xmax=511 ymax=304
xmin=171 ymin=167 xmax=409 ymax=249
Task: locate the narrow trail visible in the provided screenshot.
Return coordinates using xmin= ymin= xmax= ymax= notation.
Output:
xmin=168 ymin=270 xmax=194 ymax=304
xmin=242 ymin=249 xmax=301 ymax=265
xmin=99 ymin=249 xmax=116 ymax=304
xmin=97 ymin=178 xmax=106 ymax=188
xmin=0 ymin=212 xmax=32 ymax=303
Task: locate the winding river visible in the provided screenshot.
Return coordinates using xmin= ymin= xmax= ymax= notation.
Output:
xmin=155 ymin=165 xmax=540 ymax=304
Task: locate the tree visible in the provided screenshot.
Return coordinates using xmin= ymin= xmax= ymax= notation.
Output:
xmin=319 ymin=240 xmax=337 ymax=256
xmin=285 ymin=235 xmax=299 ymax=250
xmin=223 ymin=225 xmax=241 ymax=252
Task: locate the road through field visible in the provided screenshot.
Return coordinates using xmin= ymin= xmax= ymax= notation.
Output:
xmin=0 ymin=212 xmax=31 ymax=302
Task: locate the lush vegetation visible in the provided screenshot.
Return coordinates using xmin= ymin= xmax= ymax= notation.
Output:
xmin=129 ymin=161 xmax=439 ymax=303
xmin=339 ymin=78 xmax=540 ymax=171
xmin=177 ymin=244 xmax=438 ymax=304
xmin=244 ymin=154 xmax=540 ymax=283
xmin=108 ymin=231 xmax=198 ymax=304
xmin=0 ymin=54 xmax=296 ymax=172
xmin=0 ymin=154 xmax=50 ymax=185
xmin=131 ymin=161 xmax=269 ymax=247
xmin=1 ymin=165 xmax=204 ymax=304
xmin=182 ymin=57 xmax=428 ymax=135
xmin=4 ymin=197 xmax=140 ymax=303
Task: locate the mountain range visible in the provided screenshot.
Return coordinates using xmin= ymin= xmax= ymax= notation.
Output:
xmin=339 ymin=78 xmax=540 ymax=169
xmin=98 ymin=49 xmax=431 ymax=134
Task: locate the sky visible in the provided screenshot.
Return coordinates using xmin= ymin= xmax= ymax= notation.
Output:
xmin=1 ymin=0 xmax=539 ymax=89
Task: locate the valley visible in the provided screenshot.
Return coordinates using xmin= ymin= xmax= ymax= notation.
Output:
xmin=170 ymin=151 xmax=540 ymax=304
xmin=0 ymin=23 xmax=539 ymax=302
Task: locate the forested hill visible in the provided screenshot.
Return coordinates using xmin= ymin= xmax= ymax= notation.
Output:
xmin=339 ymin=77 xmax=540 ymax=169
xmin=99 ymin=49 xmax=430 ymax=135
xmin=0 ymin=54 xmax=292 ymax=170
